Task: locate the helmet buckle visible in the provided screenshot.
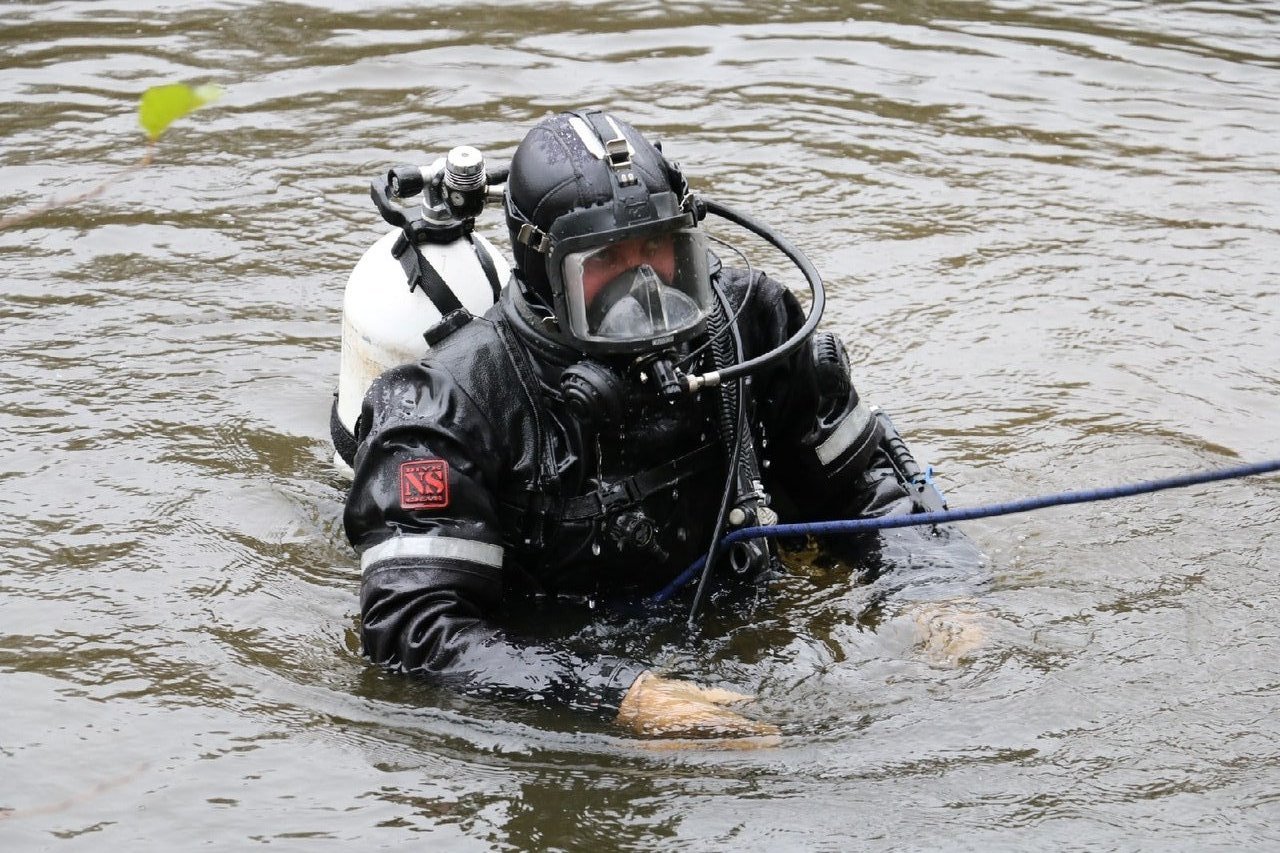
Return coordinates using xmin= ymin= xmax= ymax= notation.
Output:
xmin=605 ymin=137 xmax=637 ymax=187
xmin=517 ymin=222 xmax=552 ymax=253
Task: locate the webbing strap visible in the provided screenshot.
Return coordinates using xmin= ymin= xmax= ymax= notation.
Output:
xmin=469 ymin=235 xmax=502 ymax=300
xmin=392 ymin=233 xmax=463 ymax=316
xmin=503 ymin=441 xmax=722 ymax=524
xmin=330 ymin=394 xmax=359 ymax=469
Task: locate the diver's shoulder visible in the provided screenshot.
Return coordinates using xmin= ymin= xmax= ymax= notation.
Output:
xmin=398 ymin=308 xmax=511 ymax=373
xmin=370 ymin=314 xmax=512 ymax=399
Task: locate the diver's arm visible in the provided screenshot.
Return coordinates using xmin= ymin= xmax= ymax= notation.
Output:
xmin=359 ymin=559 xmax=643 ymax=713
xmin=358 ymin=538 xmax=779 ymax=732
xmin=346 ymin=363 xmax=644 ymax=715
xmin=738 ymin=271 xmax=911 ymax=520
xmin=358 ymin=526 xmax=779 ymax=732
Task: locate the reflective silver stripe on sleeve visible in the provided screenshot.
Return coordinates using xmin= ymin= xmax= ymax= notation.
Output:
xmin=361 ymin=535 xmax=504 ymax=573
xmin=815 ymin=400 xmax=874 ymax=467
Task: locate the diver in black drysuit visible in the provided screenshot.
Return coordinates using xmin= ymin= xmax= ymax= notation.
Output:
xmin=343 ymin=109 xmax=973 ymax=738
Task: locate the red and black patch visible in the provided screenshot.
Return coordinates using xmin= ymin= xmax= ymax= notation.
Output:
xmin=399 ymin=458 xmax=450 ymax=510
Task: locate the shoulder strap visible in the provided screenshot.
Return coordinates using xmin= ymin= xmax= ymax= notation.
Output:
xmin=330 ymin=393 xmax=360 ymax=469
xmin=392 ymin=232 xmax=463 ymax=316
xmin=468 ymin=234 xmax=502 ymax=300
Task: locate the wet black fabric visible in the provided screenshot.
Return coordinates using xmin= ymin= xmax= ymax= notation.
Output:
xmin=344 ymin=267 xmax=917 ymax=715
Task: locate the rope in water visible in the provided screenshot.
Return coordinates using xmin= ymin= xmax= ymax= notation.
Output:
xmin=652 ymin=456 xmax=1280 ymax=604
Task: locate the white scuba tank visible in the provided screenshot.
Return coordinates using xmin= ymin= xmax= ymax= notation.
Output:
xmin=333 ymin=228 xmax=510 ymax=478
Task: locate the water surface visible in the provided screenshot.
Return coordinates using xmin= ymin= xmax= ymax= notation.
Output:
xmin=2 ymin=1 xmax=1278 ymax=848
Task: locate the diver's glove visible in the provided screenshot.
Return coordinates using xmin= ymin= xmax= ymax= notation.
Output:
xmin=615 ymin=671 xmax=780 ymax=741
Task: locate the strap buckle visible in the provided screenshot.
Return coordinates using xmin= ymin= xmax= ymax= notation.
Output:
xmin=517 ymin=222 xmax=552 ymax=253
xmin=596 ymin=480 xmax=638 ymax=513
xmin=605 ymin=137 xmax=637 ymax=187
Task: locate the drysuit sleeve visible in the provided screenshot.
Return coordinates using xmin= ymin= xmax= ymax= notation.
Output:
xmin=737 ymin=271 xmax=910 ymax=521
xmin=344 ymin=361 xmax=645 ymax=715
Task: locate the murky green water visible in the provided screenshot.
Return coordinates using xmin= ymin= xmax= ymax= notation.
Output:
xmin=2 ymin=1 xmax=1278 ymax=848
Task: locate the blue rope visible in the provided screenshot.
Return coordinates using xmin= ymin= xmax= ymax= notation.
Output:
xmin=651 ymin=456 xmax=1280 ymax=604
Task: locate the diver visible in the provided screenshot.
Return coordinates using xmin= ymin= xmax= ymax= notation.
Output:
xmin=342 ymin=108 xmax=973 ymax=739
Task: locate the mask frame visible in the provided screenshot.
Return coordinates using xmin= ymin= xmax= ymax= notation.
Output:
xmin=558 ymin=225 xmax=711 ymax=349
xmin=537 ymin=191 xmax=709 ymax=357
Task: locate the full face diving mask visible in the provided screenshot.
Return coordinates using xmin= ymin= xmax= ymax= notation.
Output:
xmin=555 ymin=224 xmax=713 ymax=355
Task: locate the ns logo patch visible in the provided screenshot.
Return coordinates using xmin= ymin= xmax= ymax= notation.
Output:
xmin=399 ymin=458 xmax=450 ymax=510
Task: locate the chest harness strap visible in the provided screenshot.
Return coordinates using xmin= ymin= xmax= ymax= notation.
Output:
xmin=563 ymin=441 xmax=721 ymax=520
xmin=499 ymin=441 xmax=721 ymax=546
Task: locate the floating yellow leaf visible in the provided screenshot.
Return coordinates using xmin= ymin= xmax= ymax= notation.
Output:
xmin=138 ymin=83 xmax=222 ymax=141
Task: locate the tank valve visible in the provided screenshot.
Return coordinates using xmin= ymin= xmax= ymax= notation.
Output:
xmin=442 ymin=146 xmax=487 ymax=219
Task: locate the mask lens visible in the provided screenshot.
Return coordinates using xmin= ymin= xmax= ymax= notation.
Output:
xmin=561 ymin=228 xmax=710 ymax=345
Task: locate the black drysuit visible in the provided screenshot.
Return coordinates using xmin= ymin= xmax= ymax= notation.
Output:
xmin=344 ymin=267 xmax=916 ymax=715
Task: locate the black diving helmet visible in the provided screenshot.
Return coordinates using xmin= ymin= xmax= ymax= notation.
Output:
xmin=506 ymin=109 xmax=715 ymax=358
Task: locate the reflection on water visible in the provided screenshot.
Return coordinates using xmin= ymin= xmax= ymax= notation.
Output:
xmin=2 ymin=0 xmax=1278 ymax=848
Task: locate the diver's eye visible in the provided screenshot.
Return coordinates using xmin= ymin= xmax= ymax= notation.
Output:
xmin=589 ymin=246 xmax=619 ymax=268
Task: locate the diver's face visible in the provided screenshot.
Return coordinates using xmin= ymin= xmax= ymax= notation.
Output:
xmin=580 ymin=234 xmax=677 ymax=307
